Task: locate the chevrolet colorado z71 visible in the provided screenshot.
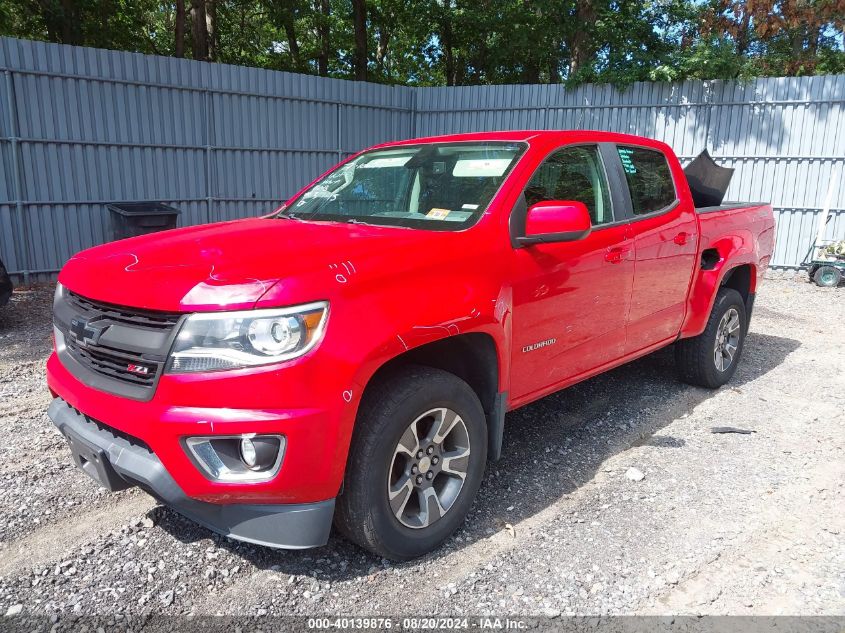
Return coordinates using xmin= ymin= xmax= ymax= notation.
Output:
xmin=47 ymin=131 xmax=774 ymax=560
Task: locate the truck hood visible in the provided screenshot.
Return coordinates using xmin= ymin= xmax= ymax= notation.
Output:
xmin=59 ymin=218 xmax=434 ymax=311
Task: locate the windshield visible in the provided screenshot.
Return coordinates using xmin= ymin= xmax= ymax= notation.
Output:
xmin=278 ymin=142 xmax=526 ymax=230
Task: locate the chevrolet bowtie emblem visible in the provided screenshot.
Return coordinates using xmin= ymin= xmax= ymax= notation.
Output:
xmin=69 ymin=317 xmax=107 ymax=346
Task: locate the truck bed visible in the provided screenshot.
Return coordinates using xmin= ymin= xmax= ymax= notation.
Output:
xmin=696 ymin=201 xmax=770 ymax=214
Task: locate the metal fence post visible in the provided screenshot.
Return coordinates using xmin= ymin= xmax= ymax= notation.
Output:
xmin=704 ymin=80 xmax=714 ymax=151
xmin=543 ymin=85 xmax=554 ymax=130
xmin=410 ymin=87 xmax=417 ymax=138
xmin=336 ymin=103 xmax=343 ymax=161
xmin=204 ymin=90 xmax=214 ymax=224
xmin=4 ymin=68 xmax=31 ymax=285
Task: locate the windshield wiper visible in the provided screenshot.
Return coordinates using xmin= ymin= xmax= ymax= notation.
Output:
xmin=344 ymin=218 xmax=378 ymax=226
xmin=344 ymin=217 xmax=413 ymax=229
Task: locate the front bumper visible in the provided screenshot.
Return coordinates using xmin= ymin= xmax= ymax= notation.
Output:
xmin=46 ymin=348 xmax=356 ymax=504
xmin=48 ymin=398 xmax=335 ymax=549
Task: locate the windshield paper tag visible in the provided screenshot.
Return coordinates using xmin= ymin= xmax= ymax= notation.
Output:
xmin=452 ymin=158 xmax=512 ymax=178
xmin=358 ymin=156 xmax=412 ymax=169
xmin=427 ymin=208 xmax=451 ymax=219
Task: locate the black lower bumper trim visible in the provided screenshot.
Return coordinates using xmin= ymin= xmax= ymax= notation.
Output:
xmin=47 ymin=398 xmax=335 ymax=549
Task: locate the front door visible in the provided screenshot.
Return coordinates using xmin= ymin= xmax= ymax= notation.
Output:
xmin=509 ymin=144 xmax=634 ymax=403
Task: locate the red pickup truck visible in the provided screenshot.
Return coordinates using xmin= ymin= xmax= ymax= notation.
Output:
xmin=47 ymin=131 xmax=774 ymax=560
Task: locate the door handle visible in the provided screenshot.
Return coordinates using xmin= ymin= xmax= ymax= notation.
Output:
xmin=605 ymin=246 xmax=631 ymax=264
xmin=673 ymin=231 xmax=690 ymax=245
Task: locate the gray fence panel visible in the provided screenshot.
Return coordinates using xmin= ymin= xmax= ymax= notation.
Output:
xmin=0 ymin=37 xmax=417 ymax=278
xmin=771 ymin=208 xmax=845 ymax=269
xmin=1 ymin=36 xmax=843 ymax=279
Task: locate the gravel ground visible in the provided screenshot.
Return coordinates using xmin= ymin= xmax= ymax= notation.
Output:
xmin=0 ymin=277 xmax=842 ymax=624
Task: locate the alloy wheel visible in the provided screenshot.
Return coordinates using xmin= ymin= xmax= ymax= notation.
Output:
xmin=387 ymin=407 xmax=471 ymax=529
xmin=714 ymin=307 xmax=741 ymax=372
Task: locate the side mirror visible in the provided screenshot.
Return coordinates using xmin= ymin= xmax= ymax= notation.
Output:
xmin=517 ymin=200 xmax=592 ymax=246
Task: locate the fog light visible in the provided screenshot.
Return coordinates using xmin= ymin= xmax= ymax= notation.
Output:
xmin=240 ymin=438 xmax=258 ymax=468
xmin=184 ymin=435 xmax=285 ymax=482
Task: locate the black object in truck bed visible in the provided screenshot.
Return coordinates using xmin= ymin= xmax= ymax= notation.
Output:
xmin=684 ymin=149 xmax=735 ymax=208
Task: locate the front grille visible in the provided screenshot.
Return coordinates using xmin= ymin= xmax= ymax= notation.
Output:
xmin=67 ymin=291 xmax=181 ymax=330
xmin=66 ymin=339 xmax=158 ymax=387
xmin=56 ymin=289 xmax=184 ymax=399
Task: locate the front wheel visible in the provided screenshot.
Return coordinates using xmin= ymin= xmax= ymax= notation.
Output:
xmin=334 ymin=366 xmax=487 ymax=560
xmin=675 ymin=287 xmax=747 ymax=389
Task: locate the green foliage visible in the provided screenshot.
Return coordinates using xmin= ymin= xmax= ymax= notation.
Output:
xmin=650 ymin=37 xmax=758 ymax=83
xmin=0 ymin=0 xmax=842 ymax=86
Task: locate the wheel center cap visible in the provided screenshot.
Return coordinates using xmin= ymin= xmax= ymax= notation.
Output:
xmin=418 ymin=456 xmax=432 ymax=473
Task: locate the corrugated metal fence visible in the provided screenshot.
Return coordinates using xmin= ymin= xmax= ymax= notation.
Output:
xmin=0 ymin=37 xmax=415 ymax=280
xmin=1 ymin=36 xmax=843 ymax=279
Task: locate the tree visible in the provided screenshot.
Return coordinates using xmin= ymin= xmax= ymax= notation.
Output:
xmin=316 ymin=0 xmax=331 ymax=75
xmin=0 ymin=0 xmax=842 ymax=85
xmin=37 ymin=0 xmax=83 ymax=45
xmin=175 ymin=0 xmax=186 ymax=57
xmin=567 ymin=0 xmax=595 ymax=77
xmin=190 ymin=0 xmax=210 ymax=60
xmin=352 ymin=0 xmax=368 ymax=80
xmin=702 ymin=0 xmax=845 ymax=76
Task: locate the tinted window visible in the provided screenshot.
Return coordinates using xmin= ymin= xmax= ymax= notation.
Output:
xmin=524 ymin=145 xmax=613 ymax=225
xmin=616 ymin=146 xmax=676 ymax=215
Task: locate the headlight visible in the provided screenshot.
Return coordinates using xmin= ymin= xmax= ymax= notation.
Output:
xmin=167 ymin=301 xmax=328 ymax=373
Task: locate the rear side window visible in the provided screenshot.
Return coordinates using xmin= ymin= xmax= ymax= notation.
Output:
xmin=616 ymin=146 xmax=676 ymax=215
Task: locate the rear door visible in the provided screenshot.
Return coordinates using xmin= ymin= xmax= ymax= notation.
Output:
xmin=613 ymin=145 xmax=699 ymax=353
xmin=509 ymin=144 xmax=634 ymax=402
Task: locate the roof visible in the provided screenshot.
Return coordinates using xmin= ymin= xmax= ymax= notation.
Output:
xmin=372 ymin=130 xmax=667 ymax=149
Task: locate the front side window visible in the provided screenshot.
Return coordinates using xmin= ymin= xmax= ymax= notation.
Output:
xmin=523 ymin=145 xmax=613 ymax=226
xmin=279 ymin=142 xmax=526 ymax=230
xmin=616 ymin=146 xmax=677 ymax=215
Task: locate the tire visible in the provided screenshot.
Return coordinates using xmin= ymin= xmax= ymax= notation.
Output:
xmin=813 ymin=265 xmax=842 ymax=288
xmin=675 ymin=287 xmax=747 ymax=389
xmin=334 ymin=365 xmax=487 ymax=560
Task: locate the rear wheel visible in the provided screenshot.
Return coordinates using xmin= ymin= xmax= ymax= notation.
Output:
xmin=675 ymin=287 xmax=747 ymax=389
xmin=813 ymin=265 xmax=842 ymax=288
xmin=334 ymin=366 xmax=487 ymax=560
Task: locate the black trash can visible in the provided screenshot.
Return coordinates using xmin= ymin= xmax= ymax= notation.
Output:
xmin=107 ymin=202 xmax=180 ymax=241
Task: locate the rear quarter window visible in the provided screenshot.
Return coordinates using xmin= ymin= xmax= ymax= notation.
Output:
xmin=617 ymin=146 xmax=677 ymax=215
